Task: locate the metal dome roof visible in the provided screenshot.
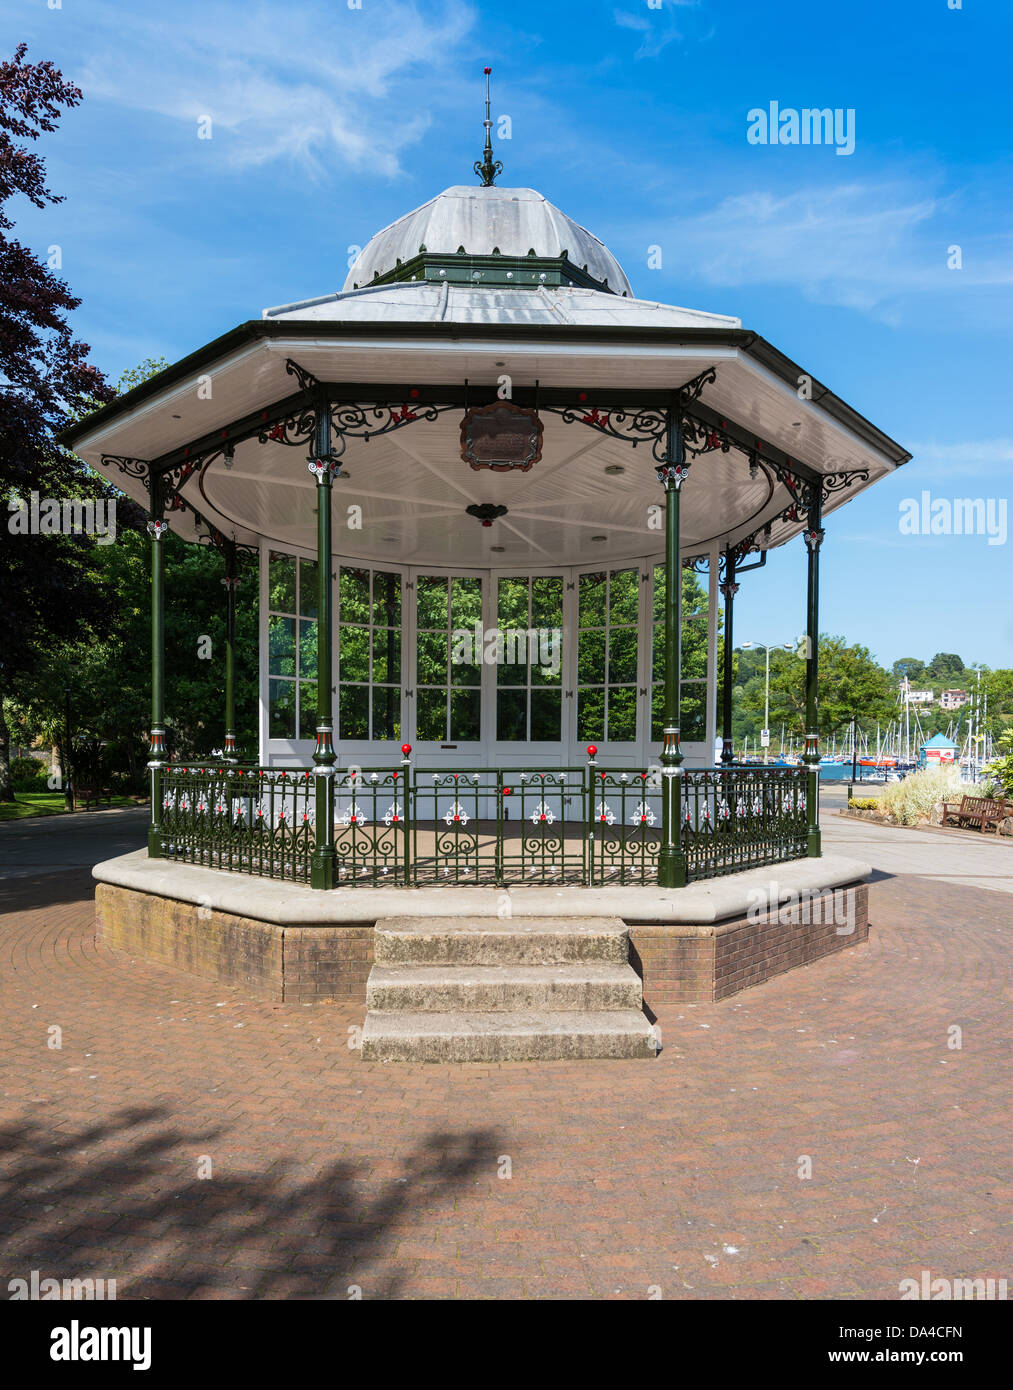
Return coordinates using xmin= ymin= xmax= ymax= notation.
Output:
xmin=344 ymin=184 xmax=634 ymax=297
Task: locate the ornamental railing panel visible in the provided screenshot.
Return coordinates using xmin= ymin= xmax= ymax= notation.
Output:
xmin=162 ymin=765 xmax=315 ymax=883
xmin=334 ymin=767 xmax=407 ymax=886
xmin=682 ymin=766 xmax=808 ymax=880
xmin=589 ymin=770 xmax=661 ymax=885
xmin=159 ymin=759 xmax=811 ymax=889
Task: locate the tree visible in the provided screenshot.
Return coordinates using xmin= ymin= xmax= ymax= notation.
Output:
xmin=0 ymin=44 xmax=116 ymax=799
xmin=892 ymin=657 xmax=925 ymax=684
xmin=924 ymin=652 xmax=965 ymax=683
xmin=741 ymin=636 xmax=897 ymax=742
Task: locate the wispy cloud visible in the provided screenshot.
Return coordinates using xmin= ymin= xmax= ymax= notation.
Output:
xmin=904 ymin=439 xmax=1013 ymax=479
xmin=73 ymin=0 xmax=475 ymax=175
xmin=613 ymin=0 xmax=708 ymax=59
xmin=666 ymin=181 xmax=1013 ymax=318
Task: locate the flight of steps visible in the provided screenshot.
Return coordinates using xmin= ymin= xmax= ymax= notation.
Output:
xmin=360 ymin=916 xmax=657 ymax=1063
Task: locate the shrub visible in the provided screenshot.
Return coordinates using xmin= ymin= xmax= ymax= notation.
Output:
xmin=848 ymin=797 xmax=880 ymax=810
xmin=984 ymin=754 xmax=1013 ymax=797
xmin=9 ymin=756 xmax=52 ymax=791
xmin=876 ymin=766 xmax=964 ymax=826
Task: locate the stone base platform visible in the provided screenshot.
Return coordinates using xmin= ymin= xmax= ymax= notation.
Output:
xmin=93 ymin=851 xmax=871 ymax=1012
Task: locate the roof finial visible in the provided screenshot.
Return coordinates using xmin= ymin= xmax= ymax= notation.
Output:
xmin=474 ymin=66 xmax=503 ymax=187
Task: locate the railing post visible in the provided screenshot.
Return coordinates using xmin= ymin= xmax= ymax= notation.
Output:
xmin=401 ymin=743 xmax=413 ymax=886
xmin=719 ymin=547 xmax=738 ymax=765
xmin=309 ymin=394 xmax=337 ymax=890
xmin=586 ymin=745 xmax=597 ymax=885
xmin=656 ymin=400 xmax=688 ymax=890
xmin=495 ymin=768 xmax=504 ymax=885
xmin=803 ymin=489 xmax=824 ymax=858
xmin=146 ymin=465 xmax=167 ymax=858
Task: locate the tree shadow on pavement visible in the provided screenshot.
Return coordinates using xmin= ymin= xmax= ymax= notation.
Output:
xmin=0 ymin=1106 xmax=498 ymax=1300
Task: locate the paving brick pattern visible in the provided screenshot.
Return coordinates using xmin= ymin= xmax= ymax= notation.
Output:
xmin=1 ymin=862 xmax=1010 ymax=1300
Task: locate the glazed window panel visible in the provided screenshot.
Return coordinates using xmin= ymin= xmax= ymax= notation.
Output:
xmin=269 ymin=616 xmax=295 ymax=677
xmin=269 ymin=677 xmax=296 ymax=740
xmin=495 ymin=574 xmax=563 ymax=742
xmin=299 ymin=559 xmax=318 ymax=620
xmin=267 ymin=554 xmax=320 ymax=739
xmin=651 ymin=562 xmax=710 ymax=742
xmin=418 ymin=573 xmax=482 ymax=743
xmin=269 ymin=551 xmax=296 ymax=614
xmin=298 ymin=681 xmax=316 ymax=741
xmin=336 ymin=566 xmax=402 ymax=742
xmin=576 ymin=567 xmax=639 ymax=744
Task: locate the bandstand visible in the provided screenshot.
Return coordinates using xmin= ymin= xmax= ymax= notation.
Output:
xmin=65 ymin=94 xmax=907 ymax=1052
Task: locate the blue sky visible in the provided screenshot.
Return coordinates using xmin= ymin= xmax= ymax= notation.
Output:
xmin=12 ymin=0 xmax=1013 ymax=672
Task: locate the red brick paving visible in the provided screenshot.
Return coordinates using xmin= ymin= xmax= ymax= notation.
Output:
xmin=1 ymin=864 xmax=1010 ymax=1300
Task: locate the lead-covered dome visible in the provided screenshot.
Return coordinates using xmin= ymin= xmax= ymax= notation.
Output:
xmin=344 ymin=184 xmax=634 ymax=297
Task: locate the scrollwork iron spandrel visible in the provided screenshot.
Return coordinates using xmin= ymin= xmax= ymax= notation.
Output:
xmin=330 ymin=397 xmax=455 ymax=442
xmin=103 ymin=455 xmax=149 ymax=484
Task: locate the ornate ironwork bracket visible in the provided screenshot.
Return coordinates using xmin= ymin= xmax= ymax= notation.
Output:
xmin=104 ymin=454 xmax=149 ymax=484
xmin=542 ymin=367 xmax=720 ymax=465
xmin=285 ymin=357 xmax=320 ymax=395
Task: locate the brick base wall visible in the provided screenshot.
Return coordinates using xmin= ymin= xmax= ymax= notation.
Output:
xmin=628 ymin=882 xmax=869 ymax=1008
xmin=95 ymin=884 xmax=373 ymax=1003
xmin=96 ymin=880 xmax=869 ymax=1011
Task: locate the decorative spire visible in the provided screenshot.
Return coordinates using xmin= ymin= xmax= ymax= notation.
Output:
xmin=474 ymin=66 xmax=503 ymax=187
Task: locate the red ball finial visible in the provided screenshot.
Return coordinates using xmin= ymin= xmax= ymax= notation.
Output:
xmin=401 ymin=743 xmax=412 ymax=756
xmin=484 ymin=66 xmax=491 ymax=75
xmin=586 ymin=744 xmax=598 ymax=758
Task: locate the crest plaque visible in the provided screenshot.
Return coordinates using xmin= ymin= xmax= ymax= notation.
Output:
xmin=461 ymin=402 xmax=543 ymax=472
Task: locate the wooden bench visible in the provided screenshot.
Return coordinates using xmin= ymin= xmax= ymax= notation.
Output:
xmin=77 ymin=784 xmax=114 ymax=811
xmin=940 ymin=795 xmax=1008 ymax=833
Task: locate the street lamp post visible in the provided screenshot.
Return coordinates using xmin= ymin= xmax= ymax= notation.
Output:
xmin=742 ymin=641 xmax=793 ymax=765
xmin=63 ymin=683 xmax=74 ymax=812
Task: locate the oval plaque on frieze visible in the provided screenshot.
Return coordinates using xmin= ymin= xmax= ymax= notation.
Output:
xmin=461 ymin=402 xmax=543 ymax=472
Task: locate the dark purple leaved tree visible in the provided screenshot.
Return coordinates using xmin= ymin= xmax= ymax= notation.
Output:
xmin=0 ymin=43 xmax=118 ymax=800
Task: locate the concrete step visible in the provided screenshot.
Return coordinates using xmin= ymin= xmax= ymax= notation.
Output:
xmin=366 ymin=962 xmax=643 ymax=1013
xmin=360 ymin=1009 xmax=658 ymax=1063
xmin=373 ymin=916 xmax=629 ymax=966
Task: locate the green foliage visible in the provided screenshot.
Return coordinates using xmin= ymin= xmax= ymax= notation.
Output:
xmin=985 ymin=728 xmax=1013 ymax=795
xmin=892 ymin=657 xmax=925 ymax=683
xmin=739 ymin=635 xmax=896 ymax=741
xmin=115 ymin=358 xmax=170 ymax=395
xmin=8 ymin=755 xmax=50 ymax=790
xmin=924 ymin=652 xmax=965 ymax=682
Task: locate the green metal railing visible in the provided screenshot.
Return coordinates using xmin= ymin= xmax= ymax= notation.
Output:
xmin=160 ymin=753 xmax=810 ymax=888
xmin=162 ymin=764 xmax=315 ymax=883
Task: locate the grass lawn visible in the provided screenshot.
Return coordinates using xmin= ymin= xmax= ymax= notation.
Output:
xmin=0 ymin=793 xmax=138 ymax=822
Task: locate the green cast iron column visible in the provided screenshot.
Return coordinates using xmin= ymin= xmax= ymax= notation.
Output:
xmin=147 ymin=467 xmax=167 ymax=857
xmin=223 ymin=540 xmax=239 ymax=762
xmin=719 ymin=547 xmax=738 ymax=765
xmin=309 ymin=396 xmax=337 ymax=889
xmin=656 ymin=406 xmax=689 ymax=890
xmin=803 ymin=489 xmax=824 ymax=858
